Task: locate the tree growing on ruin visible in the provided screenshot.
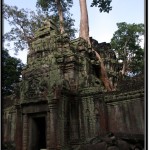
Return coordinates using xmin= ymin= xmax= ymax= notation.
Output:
xmin=79 ymin=0 xmax=112 ymax=42
xmin=111 ymin=22 xmax=144 ymax=76
xmin=79 ymin=0 xmax=114 ymax=91
xmin=36 ymin=0 xmax=114 ymax=91
xmin=3 ymin=4 xmax=47 ymax=52
xmin=36 ymin=0 xmax=76 ymax=36
xmin=3 ymin=3 xmax=76 ymax=53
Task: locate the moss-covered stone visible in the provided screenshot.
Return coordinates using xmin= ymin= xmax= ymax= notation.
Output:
xmin=2 ymin=20 xmax=144 ymax=150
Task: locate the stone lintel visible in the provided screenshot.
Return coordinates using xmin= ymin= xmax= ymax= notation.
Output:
xmin=22 ymin=103 xmax=48 ymax=114
xmin=104 ymin=90 xmax=144 ymax=103
xmin=79 ymin=87 xmax=102 ymax=97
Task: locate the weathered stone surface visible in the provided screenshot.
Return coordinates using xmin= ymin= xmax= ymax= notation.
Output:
xmin=2 ymin=20 xmax=144 ymax=150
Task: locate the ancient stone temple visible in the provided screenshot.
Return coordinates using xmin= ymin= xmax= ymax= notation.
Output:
xmin=2 ymin=20 xmax=144 ymax=150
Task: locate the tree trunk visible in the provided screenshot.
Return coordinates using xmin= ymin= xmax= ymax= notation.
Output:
xmin=55 ymin=0 xmax=65 ymax=34
xmin=94 ymin=50 xmax=114 ymax=91
xmin=79 ymin=0 xmax=114 ymax=91
xmin=121 ymin=61 xmax=126 ymax=76
xmin=121 ymin=39 xmax=129 ymax=76
xmin=79 ymin=0 xmax=89 ymax=41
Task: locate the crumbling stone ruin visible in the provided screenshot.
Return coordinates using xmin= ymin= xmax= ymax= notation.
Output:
xmin=2 ymin=20 xmax=144 ymax=150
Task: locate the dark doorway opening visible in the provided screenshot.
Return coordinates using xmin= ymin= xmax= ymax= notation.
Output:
xmin=35 ymin=117 xmax=46 ymax=149
xmin=92 ymin=64 xmax=101 ymax=79
xmin=30 ymin=116 xmax=46 ymax=150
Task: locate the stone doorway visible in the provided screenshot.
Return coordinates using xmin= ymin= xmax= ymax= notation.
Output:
xmin=29 ymin=116 xmax=46 ymax=150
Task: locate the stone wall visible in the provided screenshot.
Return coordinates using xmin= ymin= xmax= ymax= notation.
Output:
xmin=2 ymin=20 xmax=144 ymax=150
xmin=104 ymin=89 xmax=144 ymax=135
xmin=2 ymin=106 xmax=17 ymax=149
xmin=76 ymin=88 xmax=144 ymax=142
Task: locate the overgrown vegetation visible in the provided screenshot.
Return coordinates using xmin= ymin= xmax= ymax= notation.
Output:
xmin=3 ymin=0 xmax=144 ymax=92
xmin=2 ymin=49 xmax=24 ymax=96
xmin=111 ymin=22 xmax=144 ymax=76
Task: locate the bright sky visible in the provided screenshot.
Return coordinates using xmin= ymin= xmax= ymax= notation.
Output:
xmin=3 ymin=0 xmax=144 ymax=64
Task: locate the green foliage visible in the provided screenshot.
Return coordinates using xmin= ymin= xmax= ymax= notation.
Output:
xmin=50 ymin=14 xmax=77 ymax=39
xmin=91 ymin=0 xmax=112 ymax=13
xmin=36 ymin=0 xmax=51 ymax=11
xmin=36 ymin=0 xmax=73 ymax=12
xmin=130 ymin=48 xmax=144 ymax=74
xmin=2 ymin=49 xmax=25 ymax=96
xmin=36 ymin=0 xmax=77 ymax=38
xmin=3 ymin=2 xmax=76 ymax=52
xmin=111 ymin=22 xmax=144 ymax=75
xmin=3 ymin=4 xmax=51 ymax=52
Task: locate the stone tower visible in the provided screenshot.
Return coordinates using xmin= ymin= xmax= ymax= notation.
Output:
xmin=18 ymin=20 xmax=103 ymax=150
xmin=2 ymin=20 xmax=144 ymax=150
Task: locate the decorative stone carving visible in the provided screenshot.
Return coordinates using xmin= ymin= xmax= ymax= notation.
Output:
xmin=2 ymin=19 xmax=144 ymax=150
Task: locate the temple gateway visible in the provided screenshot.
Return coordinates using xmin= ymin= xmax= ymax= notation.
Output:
xmin=2 ymin=20 xmax=144 ymax=150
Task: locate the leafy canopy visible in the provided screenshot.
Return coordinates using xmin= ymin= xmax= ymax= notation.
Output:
xmin=3 ymin=3 xmax=76 ymax=53
xmin=91 ymin=0 xmax=112 ymax=13
xmin=111 ymin=22 xmax=144 ymax=75
xmin=3 ymin=3 xmax=48 ymax=52
xmin=36 ymin=0 xmax=76 ymax=38
xmin=36 ymin=0 xmax=73 ymax=12
xmin=2 ymin=49 xmax=25 ymax=96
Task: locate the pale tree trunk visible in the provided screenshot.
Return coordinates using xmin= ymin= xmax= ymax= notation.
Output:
xmin=55 ymin=0 xmax=65 ymax=33
xmin=79 ymin=0 xmax=89 ymax=42
xmin=121 ymin=39 xmax=130 ymax=76
xmin=121 ymin=46 xmax=127 ymax=76
xmin=121 ymin=60 xmax=126 ymax=76
xmin=79 ymin=0 xmax=114 ymax=91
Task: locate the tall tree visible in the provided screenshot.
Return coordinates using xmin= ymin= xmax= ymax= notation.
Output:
xmin=36 ymin=0 xmax=75 ymax=34
xmin=79 ymin=0 xmax=89 ymax=42
xmin=3 ymin=3 xmax=76 ymax=53
xmin=3 ymin=4 xmax=47 ymax=52
xmin=79 ymin=0 xmax=112 ymax=42
xmin=2 ymin=49 xmax=24 ymax=96
xmin=111 ymin=22 xmax=144 ymax=76
xmin=79 ymin=0 xmax=114 ymax=91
